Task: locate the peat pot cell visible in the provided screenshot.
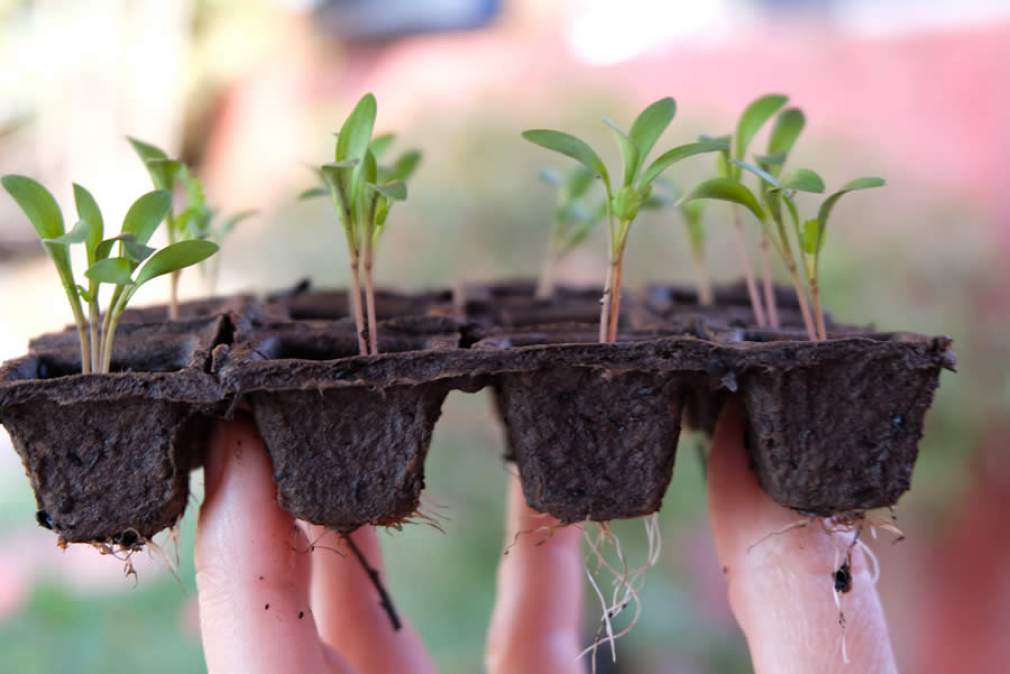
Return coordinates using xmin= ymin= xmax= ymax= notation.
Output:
xmin=117 ymin=294 xmax=257 ymax=325
xmin=495 ymin=364 xmax=686 ymax=523
xmin=29 ymin=316 xmax=229 ymax=375
xmin=738 ymin=333 xmax=954 ymax=515
xmin=250 ymin=383 xmax=449 ymax=530
xmin=220 ymin=317 xmax=463 ymax=530
xmin=462 ymin=280 xmax=610 ymax=328
xmin=0 ymin=325 xmax=224 ymax=544
xmin=265 ymin=284 xmax=452 ymax=322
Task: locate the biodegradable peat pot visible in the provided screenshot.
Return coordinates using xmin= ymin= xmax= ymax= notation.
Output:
xmin=0 ymin=317 xmax=227 ymax=545
xmin=474 ymin=326 xmax=721 ymax=523
xmin=736 ymin=331 xmax=956 ymax=515
xmin=217 ymin=316 xmax=466 ymax=531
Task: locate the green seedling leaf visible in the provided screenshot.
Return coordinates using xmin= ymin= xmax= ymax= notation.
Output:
xmin=815 ymin=176 xmax=886 ymax=249
xmin=127 ymin=136 xmax=168 ymax=162
xmin=128 ymin=138 xmax=180 ymax=189
xmin=755 ymin=151 xmax=786 ymax=168
xmin=521 ymin=130 xmax=610 ymax=186
xmin=735 ymin=93 xmax=789 ymax=163
xmin=94 ymin=234 xmax=154 ymax=264
xmin=629 ymin=97 xmax=676 ymax=168
xmin=734 ymin=159 xmax=781 ymax=188
xmin=564 ymin=165 xmax=595 ymax=200
xmin=299 ymin=186 xmax=329 ymax=200
xmin=336 ymin=93 xmax=377 ymax=162
xmin=611 ymin=185 xmax=646 ymax=221
xmin=802 ymin=218 xmax=822 ymax=254
xmin=362 ymin=149 xmax=379 ymax=183
xmin=779 ymin=168 xmax=825 ymax=193
xmin=639 ymin=138 xmax=730 ymax=188
xmin=680 ymin=177 xmax=765 ymax=223
xmin=1 ymin=175 xmax=76 ymax=288
xmin=386 ymin=150 xmax=421 ymax=182
xmin=144 ymin=158 xmax=183 ymax=191
xmin=370 ymin=132 xmax=396 ymax=158
xmin=73 ymin=183 xmax=104 ymax=262
xmin=368 ymin=181 xmax=407 ymax=201
xmin=76 ymin=284 xmax=94 ymax=302
xmin=45 ymin=219 xmax=90 ymax=245
xmin=122 ymin=190 xmax=172 ymax=245
xmin=2 ymin=175 xmax=64 ymax=239
xmin=766 ymin=107 xmax=805 ymax=176
xmin=122 ymin=238 xmax=156 ymax=263
xmin=641 ymin=194 xmax=670 ymax=210
xmin=85 ymin=256 xmax=134 ymax=285
xmin=134 ymin=240 xmax=219 ymax=287
xmin=603 ymin=117 xmax=640 ymax=187
xmin=681 ymin=199 xmax=705 ymax=251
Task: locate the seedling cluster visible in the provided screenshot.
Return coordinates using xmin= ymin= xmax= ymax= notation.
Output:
xmin=523 ymin=98 xmax=728 ymax=343
xmin=2 ymin=91 xmax=884 ymax=379
xmin=523 ymin=94 xmax=884 ymax=342
xmin=128 ymin=138 xmax=255 ymax=315
xmin=301 ymin=93 xmax=422 ymax=356
xmin=1 ymin=175 xmax=218 ymax=373
xmin=678 ymin=94 xmax=884 ymax=340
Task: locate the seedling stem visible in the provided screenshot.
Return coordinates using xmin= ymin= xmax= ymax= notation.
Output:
xmin=731 ymin=208 xmax=767 ymax=327
xmin=759 ymin=231 xmax=779 ymax=327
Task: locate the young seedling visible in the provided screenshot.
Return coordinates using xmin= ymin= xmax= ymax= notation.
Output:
xmin=799 ymin=177 xmax=886 ymax=340
xmin=301 ymin=93 xmax=422 ymax=356
xmin=680 ymin=198 xmax=714 ymax=305
xmin=534 ymin=165 xmax=605 ymax=299
xmin=2 ymin=175 xmax=218 ymax=373
xmin=128 ymin=138 xmax=253 ymax=316
xmin=680 ymin=165 xmax=884 ymax=341
xmin=714 ymin=94 xmax=801 ymax=327
xmin=523 ymin=97 xmax=727 ymax=343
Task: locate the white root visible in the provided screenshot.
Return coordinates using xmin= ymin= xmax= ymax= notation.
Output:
xmin=577 ymin=517 xmax=662 ymax=670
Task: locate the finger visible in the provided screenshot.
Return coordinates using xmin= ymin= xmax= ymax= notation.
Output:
xmin=485 ymin=472 xmax=584 ymax=674
xmin=708 ymin=401 xmax=899 ymax=674
xmin=308 ymin=525 xmax=436 ymax=674
xmin=196 ymin=417 xmax=345 ymax=674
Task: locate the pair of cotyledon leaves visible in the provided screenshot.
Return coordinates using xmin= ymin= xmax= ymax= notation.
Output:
xmin=1 ymin=175 xmax=217 ymax=304
xmin=523 ymin=97 xmax=729 ymax=225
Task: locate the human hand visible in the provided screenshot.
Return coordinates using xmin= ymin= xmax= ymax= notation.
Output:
xmin=195 ymin=416 xmax=588 ymax=674
xmin=486 ymin=400 xmax=901 ymax=673
xmin=195 ymin=416 xmax=435 ymax=674
xmin=195 ymin=403 xmax=899 ymax=674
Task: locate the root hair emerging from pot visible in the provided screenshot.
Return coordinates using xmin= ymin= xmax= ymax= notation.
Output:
xmin=747 ymin=509 xmax=903 ymax=666
xmin=578 ymin=514 xmax=663 ymax=673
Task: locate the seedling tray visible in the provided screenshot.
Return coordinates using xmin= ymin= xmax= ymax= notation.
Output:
xmin=0 ymin=282 xmax=954 ymax=543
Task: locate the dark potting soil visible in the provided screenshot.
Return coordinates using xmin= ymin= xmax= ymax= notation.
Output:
xmin=0 ymin=280 xmax=955 ymax=542
xmin=0 ymin=317 xmax=228 ymax=544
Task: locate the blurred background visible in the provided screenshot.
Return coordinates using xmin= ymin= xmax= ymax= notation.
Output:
xmin=1 ymin=0 xmax=1008 ymax=672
